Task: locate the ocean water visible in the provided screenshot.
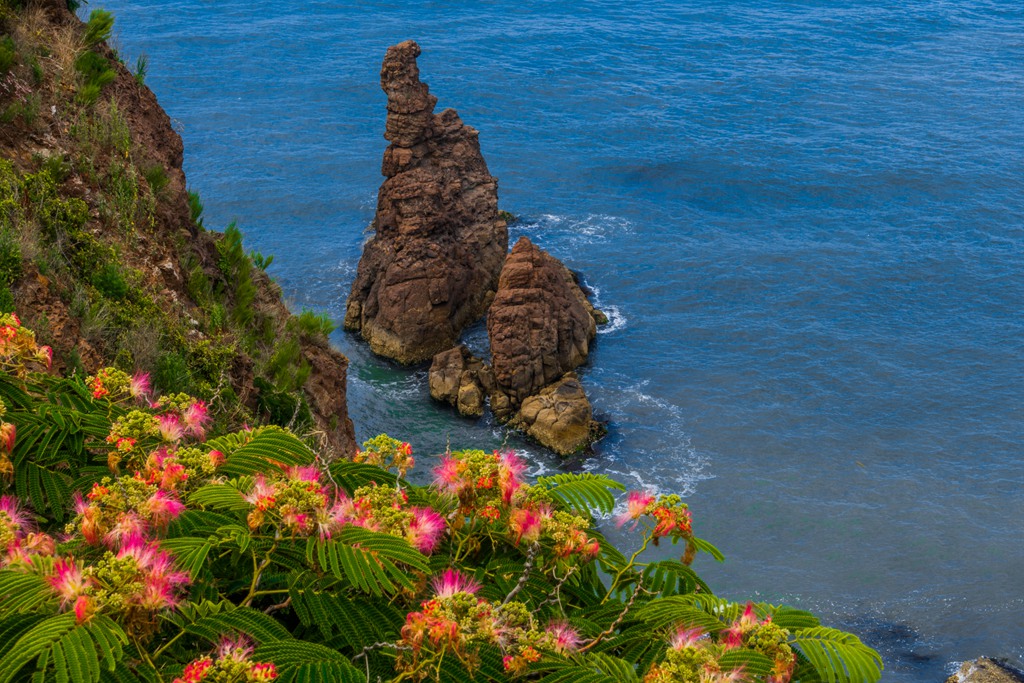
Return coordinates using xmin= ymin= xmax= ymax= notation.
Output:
xmin=95 ymin=1 xmax=1024 ymax=679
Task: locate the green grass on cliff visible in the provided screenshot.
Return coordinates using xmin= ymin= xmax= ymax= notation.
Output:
xmin=0 ymin=1 xmax=336 ymax=438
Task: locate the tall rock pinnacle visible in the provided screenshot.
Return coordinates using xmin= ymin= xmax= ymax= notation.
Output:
xmin=344 ymin=40 xmax=508 ymax=364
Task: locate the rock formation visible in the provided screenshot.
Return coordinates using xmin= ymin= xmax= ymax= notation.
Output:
xmin=514 ymin=373 xmax=599 ymax=456
xmin=428 ymin=345 xmax=494 ymax=418
xmin=344 ymin=40 xmax=508 ymax=364
xmin=487 ymin=237 xmax=601 ymax=414
xmin=946 ymin=659 xmax=1024 ymax=683
xmin=484 ymin=236 xmax=605 ymax=454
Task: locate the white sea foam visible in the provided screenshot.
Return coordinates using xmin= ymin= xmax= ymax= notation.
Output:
xmin=517 ymin=212 xmax=636 ymax=248
xmin=587 ymin=379 xmax=714 ymax=511
xmin=597 ymin=304 xmax=626 ymax=334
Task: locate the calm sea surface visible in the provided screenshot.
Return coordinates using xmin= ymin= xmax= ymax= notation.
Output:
xmin=94 ymin=1 xmax=1024 ymax=679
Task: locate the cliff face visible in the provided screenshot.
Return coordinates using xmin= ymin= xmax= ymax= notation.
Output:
xmin=0 ymin=2 xmax=354 ymax=455
xmin=344 ymin=40 xmax=508 ymax=364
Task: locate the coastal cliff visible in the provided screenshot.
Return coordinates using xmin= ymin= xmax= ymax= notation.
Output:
xmin=0 ymin=1 xmax=354 ymax=455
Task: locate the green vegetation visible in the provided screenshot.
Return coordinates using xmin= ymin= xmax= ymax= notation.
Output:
xmin=296 ymin=308 xmax=336 ymax=338
xmin=187 ymin=189 xmax=205 ymax=228
xmin=0 ymin=0 xmax=338 ymax=435
xmin=132 ymin=53 xmax=147 ymax=86
xmin=75 ymin=11 xmax=117 ymax=106
xmin=0 ymin=320 xmax=884 ymax=682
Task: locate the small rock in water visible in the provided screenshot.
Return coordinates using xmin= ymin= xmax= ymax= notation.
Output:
xmin=946 ymin=658 xmax=1024 ymax=683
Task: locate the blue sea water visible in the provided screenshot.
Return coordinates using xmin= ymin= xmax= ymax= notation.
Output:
xmin=94 ymin=1 xmax=1024 ymax=679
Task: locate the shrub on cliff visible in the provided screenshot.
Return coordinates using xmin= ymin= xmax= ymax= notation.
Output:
xmin=0 ymin=314 xmax=883 ymax=682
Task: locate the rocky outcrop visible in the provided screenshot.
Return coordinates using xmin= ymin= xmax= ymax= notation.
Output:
xmin=344 ymin=40 xmax=508 ymax=364
xmin=428 ymin=345 xmax=493 ymax=418
xmin=513 ymin=373 xmax=600 ymax=456
xmin=487 ymin=236 xmax=602 ymax=418
xmin=946 ymin=659 xmax=1024 ymax=683
xmin=475 ymin=236 xmax=605 ymax=453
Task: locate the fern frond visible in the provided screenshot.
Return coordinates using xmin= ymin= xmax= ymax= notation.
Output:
xmin=288 ymin=577 xmax=403 ymax=650
xmin=158 ymin=538 xmax=213 ymax=578
xmin=188 ymin=481 xmax=251 ymax=513
xmin=689 ymin=535 xmax=725 ymax=562
xmin=307 ymin=527 xmax=428 ymax=596
xmin=790 ymin=626 xmax=883 ymax=683
xmin=0 ymin=571 xmax=57 ymax=615
xmin=218 ymin=429 xmax=315 ymax=476
xmin=184 ymin=606 xmax=292 ymax=645
xmin=327 ymin=461 xmax=398 ymax=494
xmin=535 ymin=651 xmax=639 ymax=683
xmin=0 ymin=613 xmax=126 ymax=683
xmin=640 ymin=560 xmax=711 ymax=597
xmin=633 ymin=595 xmax=726 ymax=634
xmin=536 ymin=473 xmax=625 ymax=516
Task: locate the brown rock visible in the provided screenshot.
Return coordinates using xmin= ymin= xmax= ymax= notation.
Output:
xmin=513 ymin=374 xmax=600 ymax=456
xmin=344 ymin=40 xmax=508 ymax=364
xmin=428 ymin=345 xmax=493 ymax=418
xmin=946 ymin=659 xmax=1024 ymax=683
xmin=300 ymin=341 xmax=357 ymax=458
xmin=487 ymin=236 xmax=599 ymax=410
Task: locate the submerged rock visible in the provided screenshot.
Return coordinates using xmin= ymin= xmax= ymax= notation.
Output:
xmin=946 ymin=659 xmax=1024 ymax=683
xmin=344 ymin=40 xmax=507 ymax=364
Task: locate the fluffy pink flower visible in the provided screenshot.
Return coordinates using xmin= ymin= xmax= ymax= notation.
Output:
xmin=157 ymin=414 xmax=184 ymax=443
xmin=432 ymin=454 xmax=463 ymax=495
xmin=318 ymin=494 xmax=353 ymax=538
xmin=3 ymin=541 xmax=31 ymax=567
xmin=244 ymin=475 xmax=277 ymax=510
xmin=281 ymin=509 xmax=310 ymax=533
xmin=103 ymin=512 xmax=148 ymax=547
xmin=431 ymin=568 xmax=481 ymax=598
xmin=0 ymin=495 xmax=29 ymax=530
xmin=118 ymin=537 xmax=190 ymax=610
xmin=25 ymin=532 xmax=55 ymax=556
xmin=129 ymin=372 xmax=151 ymax=401
xmin=545 ymin=621 xmax=582 ymax=653
xmin=139 ymin=574 xmax=180 ymax=610
xmin=721 ymin=602 xmax=762 ymax=649
xmin=497 ymin=451 xmax=526 ymax=505
xmin=615 ymin=491 xmax=655 ymax=528
xmin=146 ymin=490 xmax=185 ymax=527
xmin=670 ymin=626 xmax=707 ymax=650
xmin=284 ymin=465 xmax=321 ymax=485
xmin=182 ymin=401 xmax=210 ymax=440
xmin=49 ymin=558 xmax=89 ymax=604
xmin=405 ymin=507 xmax=445 ymax=554
xmin=510 ymin=506 xmax=549 ymax=545
xmin=174 ymin=658 xmax=212 ymax=683
xmin=249 ymin=663 xmax=277 ymax=681
xmin=218 ymin=634 xmax=255 ymax=661
xmin=117 ymin=535 xmax=159 ymax=567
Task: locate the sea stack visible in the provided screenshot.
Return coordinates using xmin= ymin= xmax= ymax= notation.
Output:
xmin=486 ymin=236 xmax=605 ymax=454
xmin=344 ymin=40 xmax=508 ymax=364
